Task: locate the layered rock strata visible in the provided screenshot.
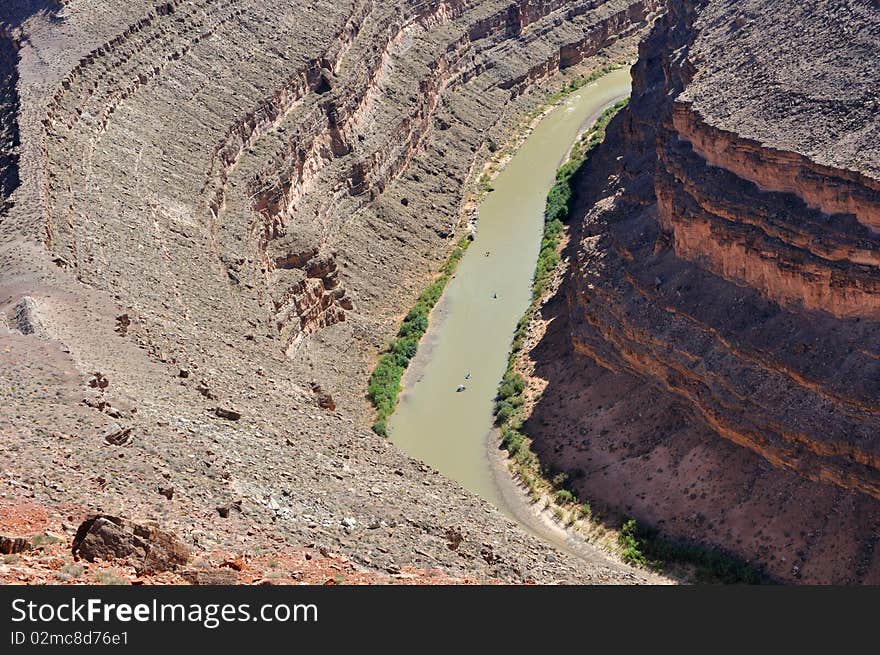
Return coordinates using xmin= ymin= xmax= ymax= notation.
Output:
xmin=549 ymin=0 xmax=880 ymax=582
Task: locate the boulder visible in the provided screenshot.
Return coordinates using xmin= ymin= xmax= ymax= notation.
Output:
xmin=213 ymin=406 xmax=241 ymax=421
xmin=72 ymin=515 xmax=189 ymax=574
xmin=0 ymin=535 xmax=33 ymax=555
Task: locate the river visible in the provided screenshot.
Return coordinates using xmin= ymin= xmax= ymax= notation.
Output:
xmin=389 ymin=67 xmax=631 ymax=528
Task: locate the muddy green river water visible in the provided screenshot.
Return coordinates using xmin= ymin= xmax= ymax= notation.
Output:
xmin=389 ymin=68 xmax=631 ymax=520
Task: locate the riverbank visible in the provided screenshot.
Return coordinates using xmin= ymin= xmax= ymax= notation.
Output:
xmin=490 ymin=98 xmax=638 ymax=560
xmin=367 ymin=237 xmax=471 ymax=436
xmin=385 ymin=66 xmax=636 ymax=508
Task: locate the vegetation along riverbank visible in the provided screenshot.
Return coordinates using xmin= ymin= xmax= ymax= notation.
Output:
xmin=492 ymin=98 xmax=768 ymax=585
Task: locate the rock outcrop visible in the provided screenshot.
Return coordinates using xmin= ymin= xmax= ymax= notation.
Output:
xmin=543 ymin=0 xmax=880 ymax=582
xmin=72 ymin=515 xmax=190 ymax=574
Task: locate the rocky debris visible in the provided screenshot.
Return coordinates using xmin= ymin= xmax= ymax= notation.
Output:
xmin=71 ymin=515 xmax=190 ymax=574
xmin=445 ymin=527 xmax=464 ymax=551
xmin=88 ymin=372 xmax=109 ymax=391
xmin=10 ymin=297 xmax=46 ymax=337
xmin=82 ymin=396 xmax=110 ymax=412
xmin=0 ymin=535 xmax=32 ymax=555
xmin=157 ymin=485 xmax=174 ymax=500
xmin=220 ymin=557 xmax=245 ymax=571
xmin=115 ymin=314 xmax=131 ymax=336
xmin=0 ymin=503 xmax=496 ymax=585
xmin=196 ymin=379 xmax=216 ymax=399
xmin=310 ymin=382 xmax=336 ymax=411
xmin=101 ymin=423 xmax=133 ymax=446
xmin=216 ymin=500 xmax=242 ymax=518
xmin=180 ymin=567 xmax=239 ymax=585
xmin=480 ymin=543 xmax=499 ymax=565
xmin=105 ymin=405 xmax=122 ymax=418
xmin=212 ymin=406 xmax=241 ymax=421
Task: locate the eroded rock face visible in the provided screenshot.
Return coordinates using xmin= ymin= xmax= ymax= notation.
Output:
xmin=554 ymin=0 xmax=880 ymax=582
xmin=72 ymin=515 xmax=190 ymax=574
xmin=660 ymin=106 xmax=880 ymax=320
xmin=0 ymin=27 xmax=19 ymax=217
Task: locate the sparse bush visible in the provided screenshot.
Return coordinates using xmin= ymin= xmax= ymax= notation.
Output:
xmin=551 ymin=471 xmax=569 ymax=489
xmin=371 ymin=419 xmax=388 ymax=438
xmin=500 ymin=427 xmax=525 ymax=456
xmin=494 ymin=401 xmax=516 ymax=425
xmin=54 ymin=563 xmax=85 ymax=582
xmin=30 ymin=533 xmax=62 ymax=547
xmin=92 ymin=570 xmax=129 ymax=586
xmin=555 ymin=489 xmax=576 ymax=505
xmin=498 ymin=372 xmax=526 ymax=399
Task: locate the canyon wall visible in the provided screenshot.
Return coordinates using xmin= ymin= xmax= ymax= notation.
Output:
xmin=547 ymin=0 xmax=880 ymax=582
xmin=0 ymin=28 xmax=19 ymax=216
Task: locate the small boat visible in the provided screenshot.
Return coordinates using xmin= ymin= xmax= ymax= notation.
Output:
xmin=464 ymin=372 xmax=471 ymax=380
xmin=456 ymin=384 xmax=466 ymax=393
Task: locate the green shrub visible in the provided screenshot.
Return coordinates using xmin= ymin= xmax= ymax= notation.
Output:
xmin=494 ymin=401 xmax=516 ymax=425
xmin=391 ymin=336 xmax=419 ymax=366
xmin=555 ymin=489 xmax=576 ymax=505
xmin=550 ymin=471 xmax=568 ymax=488
xmin=618 ymin=519 xmax=649 ymax=567
xmin=372 ymin=419 xmax=388 ymax=438
xmin=398 ymin=313 xmax=428 ymax=337
xmin=502 ymin=372 xmax=526 ymax=394
xmin=614 ymin=518 xmax=765 ymax=582
xmin=500 ymin=428 xmax=525 ymax=456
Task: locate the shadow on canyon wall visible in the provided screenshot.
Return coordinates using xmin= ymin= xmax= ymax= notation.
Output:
xmin=520 ymin=0 xmax=880 ymax=584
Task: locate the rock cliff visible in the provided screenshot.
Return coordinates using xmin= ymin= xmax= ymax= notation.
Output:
xmin=539 ymin=0 xmax=880 ymax=582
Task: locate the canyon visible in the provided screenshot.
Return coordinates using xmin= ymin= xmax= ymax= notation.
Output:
xmin=0 ymin=0 xmax=663 ymax=583
xmin=521 ymin=0 xmax=880 ymax=583
xmin=1 ymin=0 xmax=877 ymax=586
